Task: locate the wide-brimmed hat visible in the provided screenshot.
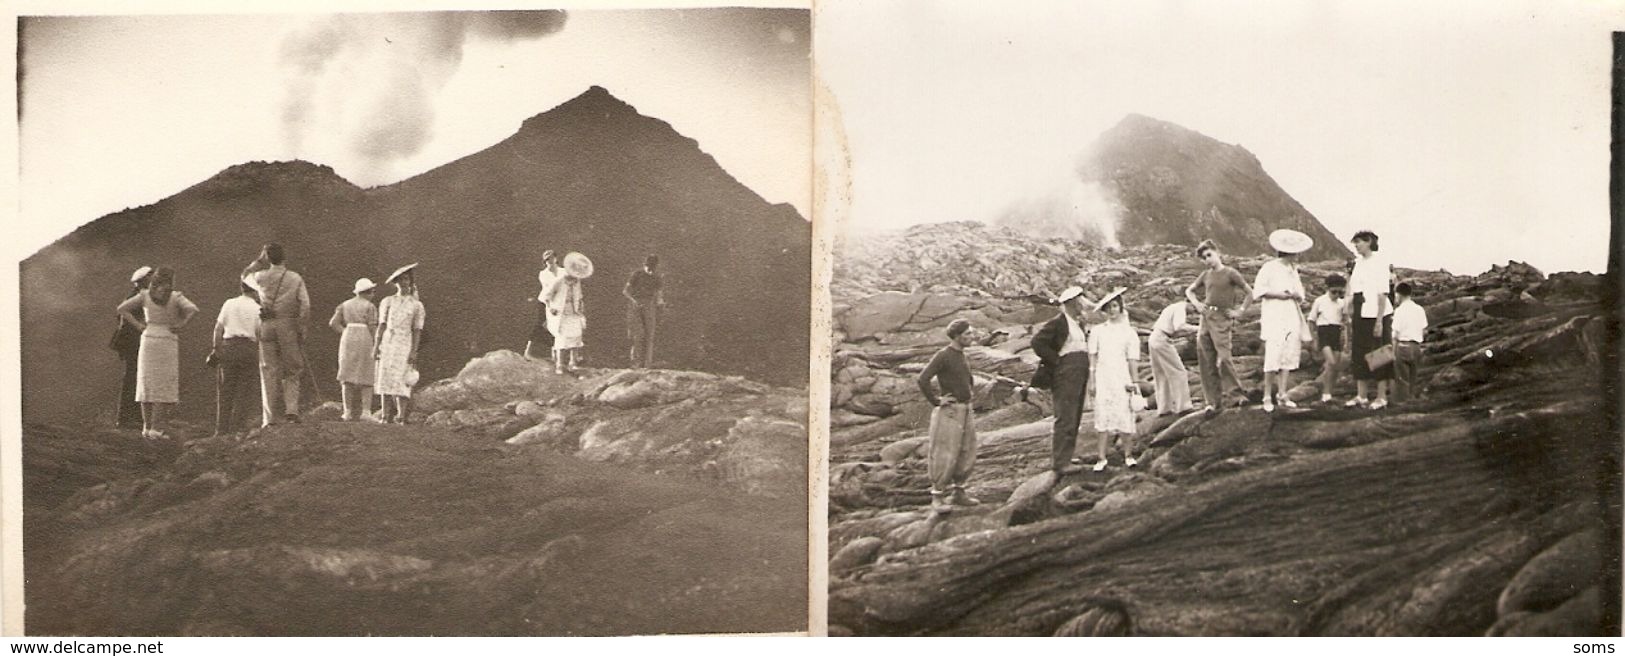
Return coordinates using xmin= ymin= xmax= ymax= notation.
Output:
xmin=563 ymin=252 xmax=594 ymax=279
xmin=385 ymin=263 xmax=419 ymax=285
xmin=1094 ymin=287 xmax=1128 ymax=312
xmin=353 ymin=278 xmax=376 ymax=295
xmin=130 ymin=266 xmax=153 ymax=283
xmin=1269 ymin=229 xmax=1314 ymax=255
xmin=1057 ymin=286 xmax=1086 ymax=305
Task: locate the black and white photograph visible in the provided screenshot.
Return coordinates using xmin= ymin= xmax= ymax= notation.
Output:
xmin=10 ymin=4 xmax=811 ymax=636
xmin=818 ymin=0 xmax=1622 ymax=636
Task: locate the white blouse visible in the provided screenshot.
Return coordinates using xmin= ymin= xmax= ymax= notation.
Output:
xmin=1347 ymin=252 xmax=1393 ymax=319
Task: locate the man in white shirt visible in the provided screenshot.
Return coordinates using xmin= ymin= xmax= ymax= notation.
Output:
xmin=210 ymin=281 xmax=262 ymax=436
xmin=1389 ymin=281 xmax=1429 ymax=403
xmin=1148 ymin=300 xmax=1199 ymax=415
xmin=1030 ymin=285 xmax=1107 ymax=475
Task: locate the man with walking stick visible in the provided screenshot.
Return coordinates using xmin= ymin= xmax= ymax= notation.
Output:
xmin=243 ymin=243 xmax=311 ymax=426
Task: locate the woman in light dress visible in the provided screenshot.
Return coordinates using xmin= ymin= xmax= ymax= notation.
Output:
xmin=115 ymin=267 xmax=199 ymax=439
xmin=329 ymin=277 xmax=379 ymax=421
xmin=1253 ymin=229 xmax=1312 ymax=412
xmin=1087 ymin=289 xmax=1142 ymax=472
xmin=374 ymin=264 xmax=425 ymax=424
xmin=545 ymin=252 xmax=593 ymax=375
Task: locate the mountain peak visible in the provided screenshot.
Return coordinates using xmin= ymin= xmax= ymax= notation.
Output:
xmin=188 ymin=160 xmax=361 ymax=196
xmin=520 ymin=85 xmax=642 ymax=131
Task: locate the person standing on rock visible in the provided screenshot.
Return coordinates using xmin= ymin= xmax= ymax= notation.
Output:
xmin=116 ymin=267 xmax=199 ymax=439
xmin=1346 ymin=230 xmax=1394 ymax=410
xmin=1185 ymin=240 xmax=1253 ymax=412
xmin=112 ymin=266 xmax=153 ymax=430
xmin=1307 ymin=273 xmax=1350 ymax=403
xmin=1147 ymin=299 xmax=1198 ymax=416
xmin=330 ymin=278 xmax=380 ymax=421
xmin=1253 ymin=229 xmax=1313 ymax=412
xmin=1389 ymin=281 xmax=1429 ymax=404
xmin=917 ymin=318 xmax=981 ymax=513
xmin=623 ymin=254 xmax=665 ymax=369
xmin=242 ymin=243 xmax=311 ymax=426
xmin=1031 ymin=285 xmax=1108 ymax=475
xmin=209 ymin=280 xmax=262 ymax=436
xmin=547 ymin=252 xmax=593 ymax=375
xmin=526 ymin=250 xmax=561 ymax=361
xmin=1087 ymin=289 xmax=1143 ymax=471
xmin=375 ymin=264 xmax=425 ymax=424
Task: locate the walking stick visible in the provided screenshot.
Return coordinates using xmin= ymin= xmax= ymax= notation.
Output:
xmin=298 ymin=328 xmax=326 ymax=410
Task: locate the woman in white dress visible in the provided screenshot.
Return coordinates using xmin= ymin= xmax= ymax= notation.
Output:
xmin=330 ymin=277 xmax=379 ymax=421
xmin=545 ymin=252 xmax=593 ymax=375
xmin=115 ymin=267 xmax=198 ymax=439
xmin=1087 ymin=289 xmax=1142 ymax=472
xmin=374 ymin=264 xmax=425 ymax=423
xmin=1253 ymin=229 xmax=1312 ymax=412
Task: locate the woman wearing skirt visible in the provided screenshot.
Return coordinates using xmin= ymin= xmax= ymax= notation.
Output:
xmin=375 ymin=264 xmax=425 ymax=424
xmin=330 ymin=277 xmax=379 ymax=421
xmin=545 ymin=252 xmax=594 ymax=375
xmin=1346 ymin=230 xmax=1394 ymax=410
xmin=115 ymin=267 xmax=198 ymax=439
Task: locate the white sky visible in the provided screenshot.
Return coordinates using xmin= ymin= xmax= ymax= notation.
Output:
xmin=815 ymin=0 xmax=1623 ymax=275
xmin=14 ymin=4 xmax=811 ymax=259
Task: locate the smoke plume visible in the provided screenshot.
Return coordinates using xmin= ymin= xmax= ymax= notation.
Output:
xmin=994 ymin=181 xmax=1125 ymax=247
xmin=278 ymin=11 xmax=568 ymax=183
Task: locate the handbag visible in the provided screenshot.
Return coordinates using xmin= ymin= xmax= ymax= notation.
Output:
xmin=1129 ymin=385 xmax=1147 ymax=412
xmin=1295 ymin=303 xmax=1315 ymax=344
xmin=1365 ymin=344 xmax=1395 ymax=370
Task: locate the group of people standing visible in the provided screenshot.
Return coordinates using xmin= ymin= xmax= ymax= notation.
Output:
xmin=112 ymin=243 xmax=427 ymax=439
xmin=522 ymin=250 xmax=665 ymax=373
xmin=917 ymin=228 xmax=1430 ymax=514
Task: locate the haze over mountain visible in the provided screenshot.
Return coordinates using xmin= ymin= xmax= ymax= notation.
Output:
xmin=20 ymin=85 xmax=810 ymax=424
xmin=997 ymin=114 xmax=1351 ymax=262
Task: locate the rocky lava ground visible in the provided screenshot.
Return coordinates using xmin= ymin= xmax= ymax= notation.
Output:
xmin=25 ymin=354 xmax=808 ymax=635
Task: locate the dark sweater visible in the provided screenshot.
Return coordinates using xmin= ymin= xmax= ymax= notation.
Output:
xmin=917 ymin=345 xmax=974 ymax=406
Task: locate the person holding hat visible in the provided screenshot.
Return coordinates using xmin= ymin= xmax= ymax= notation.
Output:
xmin=1253 ymin=229 xmax=1312 ymax=412
xmin=242 ymin=243 xmax=311 ymax=426
xmin=330 ymin=277 xmax=381 ymax=421
xmin=210 ymin=280 xmax=262 ymax=436
xmin=916 ymin=318 xmax=981 ymax=513
xmin=1087 ymin=289 xmax=1143 ymax=471
xmin=545 ymin=252 xmax=593 ymax=374
xmin=1346 ymin=230 xmax=1394 ymax=410
xmin=111 ymin=266 xmax=154 ymax=430
xmin=115 ymin=267 xmax=199 ymax=439
xmin=1031 ymin=284 xmax=1109 ymax=475
xmin=1185 ymin=240 xmax=1253 ymax=412
xmin=623 ymin=254 xmax=666 ymax=369
xmin=375 ymin=264 xmax=425 ymax=423
xmin=526 ymin=250 xmax=561 ymax=361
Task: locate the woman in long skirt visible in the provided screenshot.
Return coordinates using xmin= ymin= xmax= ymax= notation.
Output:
xmin=115 ymin=267 xmax=198 ymax=439
xmin=546 ymin=252 xmax=593 ymax=374
xmin=1346 ymin=231 xmax=1394 ymax=410
xmin=374 ymin=265 xmax=425 ymax=424
xmin=330 ymin=277 xmax=379 ymax=421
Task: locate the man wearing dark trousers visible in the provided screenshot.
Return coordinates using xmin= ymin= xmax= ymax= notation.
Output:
xmin=210 ymin=281 xmax=261 ymax=436
xmin=623 ymin=254 xmax=665 ymax=369
xmin=1031 ymin=286 xmax=1107 ymax=475
xmin=114 ymin=266 xmax=153 ymax=429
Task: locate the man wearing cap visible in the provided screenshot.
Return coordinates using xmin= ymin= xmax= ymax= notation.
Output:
xmin=623 ymin=254 xmax=665 ymax=369
xmin=242 ymin=243 xmax=311 ymax=425
xmin=112 ymin=266 xmax=153 ymax=429
xmin=1031 ymin=285 xmax=1108 ymax=475
xmin=917 ymin=318 xmax=981 ymax=513
xmin=1185 ymin=240 xmax=1253 ymax=411
xmin=526 ymin=250 xmax=561 ymax=361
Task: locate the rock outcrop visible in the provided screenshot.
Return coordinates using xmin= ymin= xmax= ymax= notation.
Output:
xmin=24 ymin=356 xmax=808 ymax=635
xmin=827 ymin=224 xmax=1616 ymax=636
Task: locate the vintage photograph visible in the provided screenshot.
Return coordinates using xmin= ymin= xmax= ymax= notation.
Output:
xmin=818 ymin=1 xmax=1621 ymax=636
xmin=14 ymin=7 xmax=810 ymax=635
